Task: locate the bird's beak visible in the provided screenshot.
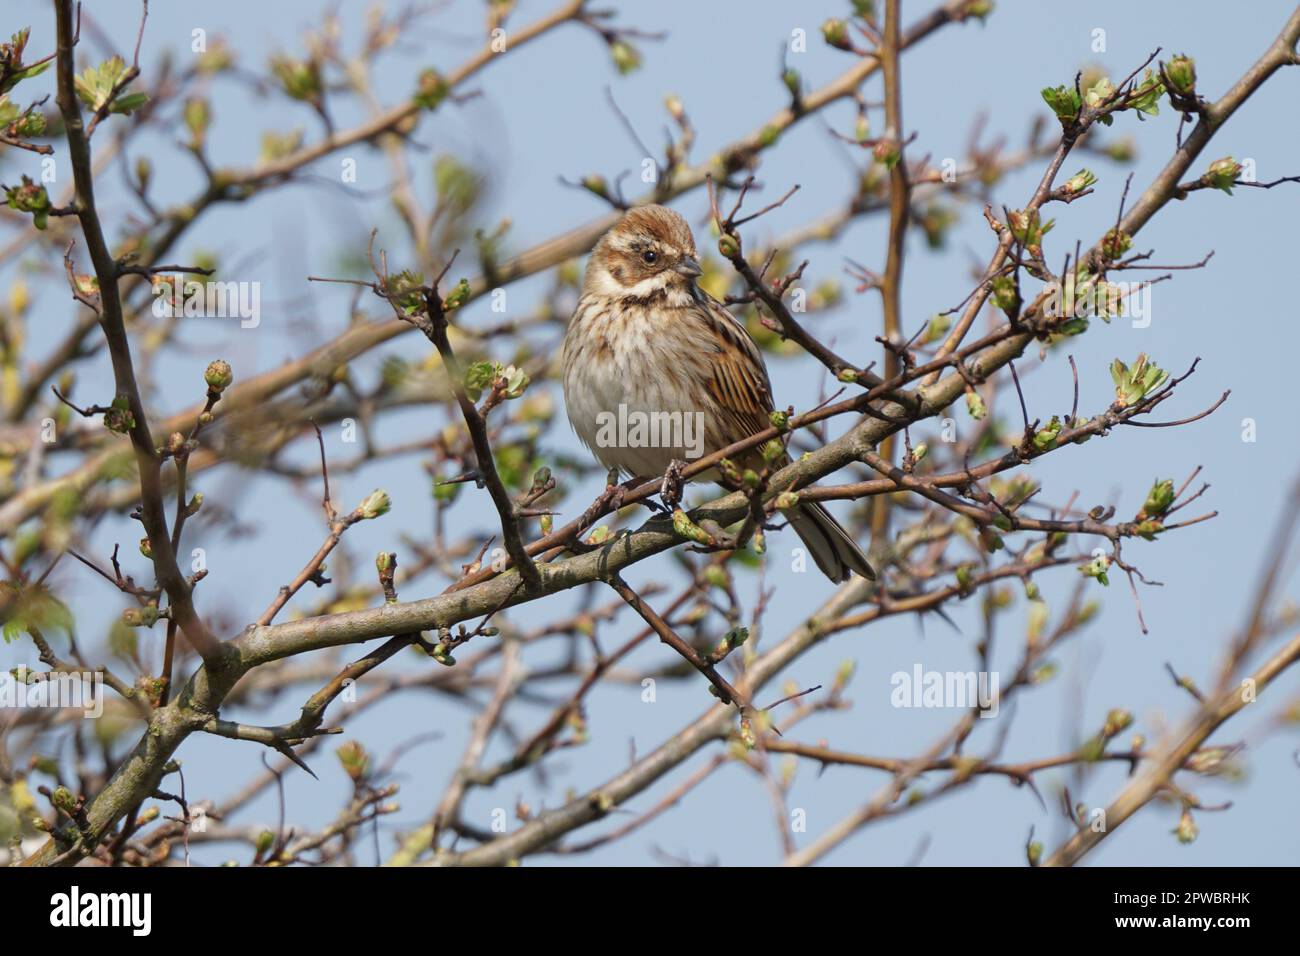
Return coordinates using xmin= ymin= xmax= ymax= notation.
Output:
xmin=674 ymin=255 xmax=702 ymax=278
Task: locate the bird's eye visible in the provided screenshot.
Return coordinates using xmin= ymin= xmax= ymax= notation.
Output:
xmin=641 ymin=250 xmax=658 ymax=264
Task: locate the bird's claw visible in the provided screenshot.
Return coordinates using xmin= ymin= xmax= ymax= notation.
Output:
xmin=659 ymin=459 xmax=687 ymax=511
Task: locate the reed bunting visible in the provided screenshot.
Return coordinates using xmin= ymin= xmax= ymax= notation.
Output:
xmin=562 ymin=204 xmax=875 ymax=582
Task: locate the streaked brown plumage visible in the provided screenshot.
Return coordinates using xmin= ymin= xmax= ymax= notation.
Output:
xmin=562 ymin=204 xmax=875 ymax=582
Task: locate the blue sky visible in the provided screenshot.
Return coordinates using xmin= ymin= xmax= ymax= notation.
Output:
xmin=4 ymin=0 xmax=1299 ymax=866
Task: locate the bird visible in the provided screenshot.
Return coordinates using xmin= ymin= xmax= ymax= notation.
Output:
xmin=562 ymin=204 xmax=875 ymax=583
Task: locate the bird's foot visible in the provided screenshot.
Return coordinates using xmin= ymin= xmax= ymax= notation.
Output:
xmin=659 ymin=459 xmax=687 ymax=511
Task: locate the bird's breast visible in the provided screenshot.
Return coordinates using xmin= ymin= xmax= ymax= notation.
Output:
xmin=563 ymin=297 xmax=714 ymax=475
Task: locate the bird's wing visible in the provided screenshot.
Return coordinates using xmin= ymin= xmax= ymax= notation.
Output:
xmin=696 ymin=293 xmax=777 ymax=447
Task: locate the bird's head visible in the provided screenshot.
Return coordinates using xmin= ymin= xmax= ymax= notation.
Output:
xmin=584 ymin=204 xmax=702 ymax=299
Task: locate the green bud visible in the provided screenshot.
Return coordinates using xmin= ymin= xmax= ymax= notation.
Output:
xmin=1110 ymin=353 xmax=1168 ymax=406
xmin=873 ymin=139 xmax=900 ymax=169
xmin=1083 ymin=75 xmax=1117 ymax=111
xmin=1100 ymin=227 xmax=1132 ymax=260
xmin=1006 ymin=208 xmax=1053 ymax=248
xmin=442 ymin=277 xmax=471 ymax=311
xmin=702 ymin=565 xmax=729 ymax=590
xmin=1027 ymin=600 xmax=1049 ymax=641
xmin=413 ymin=68 xmax=448 ymax=110
xmin=965 ymin=389 xmax=986 ymax=421
xmin=463 ymin=360 xmax=496 ymax=401
xmin=1040 ymin=84 xmax=1081 ymax=123
xmin=51 ymin=786 xmax=77 ymax=814
xmin=1165 ymin=54 xmax=1196 ymax=95
xmin=358 ymin=489 xmax=391 ymax=520
xmin=955 ymin=563 xmax=975 ymax=593
xmin=183 ymin=97 xmax=210 ymax=142
xmin=768 ymin=409 xmax=790 ymax=431
xmin=672 ymin=509 xmax=714 ymax=546
xmin=1032 ymin=415 xmax=1062 ymax=451
xmin=1127 ymin=69 xmax=1164 ymax=117
xmin=270 ymin=54 xmax=321 ymax=102
xmin=1103 ymin=708 xmax=1134 ymax=738
xmin=1141 ymin=478 xmax=1175 ymax=518
xmin=921 ymin=314 xmax=951 ymax=345
xmin=3 ymin=175 xmax=52 ymax=229
xmin=1061 ymin=168 xmax=1096 ymax=195
xmin=335 ymin=740 xmax=369 ymax=781
xmin=609 ymin=40 xmax=641 ymax=75
xmin=821 ymin=18 xmax=851 ymax=50
xmin=1204 ymin=156 xmax=1242 ymax=194
xmin=1134 ymin=519 xmax=1164 ymax=541
xmin=1079 ymin=553 xmax=1111 ymax=587
xmin=122 ymin=605 xmax=160 ymax=628
xmin=989 ymin=275 xmax=1020 ymax=312
xmin=501 ymin=364 xmax=529 ymax=399
xmin=204 ymin=359 xmax=233 ymax=392
xmin=255 ymin=829 xmax=276 ymax=855
xmin=1184 ymin=745 xmax=1235 ymax=775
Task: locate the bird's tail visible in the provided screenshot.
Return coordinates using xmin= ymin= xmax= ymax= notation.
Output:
xmin=786 ymin=501 xmax=876 ymax=583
